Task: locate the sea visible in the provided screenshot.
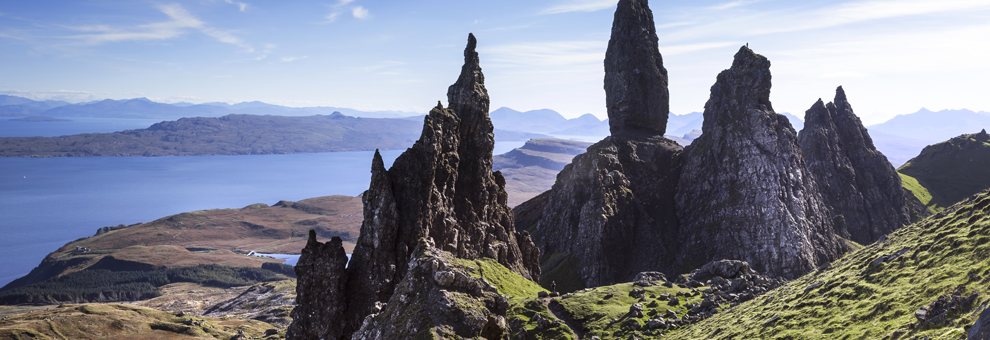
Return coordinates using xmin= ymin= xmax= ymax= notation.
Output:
xmin=0 ymin=117 xmax=527 ymax=287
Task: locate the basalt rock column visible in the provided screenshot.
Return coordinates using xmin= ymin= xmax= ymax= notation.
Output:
xmin=285 ymin=233 xmax=349 ymax=340
xmin=676 ymin=46 xmax=846 ymax=279
xmin=533 ymin=0 xmax=683 ymax=290
xmin=605 ymin=0 xmax=669 ymax=137
xmin=798 ymin=86 xmax=924 ymax=244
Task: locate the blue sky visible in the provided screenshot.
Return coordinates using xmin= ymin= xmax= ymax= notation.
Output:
xmin=1 ymin=0 xmax=988 ymax=124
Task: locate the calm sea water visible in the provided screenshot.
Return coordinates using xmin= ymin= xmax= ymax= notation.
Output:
xmin=0 ymin=118 xmax=525 ymax=287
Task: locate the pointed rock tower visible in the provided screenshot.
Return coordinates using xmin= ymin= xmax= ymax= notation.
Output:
xmin=288 ymin=34 xmax=541 ymax=340
xmin=605 ymin=0 xmax=669 ymax=137
xmin=675 ymin=46 xmax=846 ymax=279
xmin=798 ymin=86 xmax=926 ymax=244
xmin=533 ymin=0 xmax=684 ymax=290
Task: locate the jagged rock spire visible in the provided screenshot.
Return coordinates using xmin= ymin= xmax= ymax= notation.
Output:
xmin=605 ymin=0 xmax=669 ymax=137
xmin=799 ymin=86 xmax=924 ymax=244
xmin=286 ymin=233 xmax=349 ymax=340
xmin=288 ymin=34 xmax=541 ymax=340
xmin=676 ymin=46 xmax=846 ymax=279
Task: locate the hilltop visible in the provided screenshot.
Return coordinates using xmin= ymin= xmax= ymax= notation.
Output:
xmin=899 ymin=130 xmax=990 ymax=211
xmin=493 ymin=138 xmax=593 ymax=206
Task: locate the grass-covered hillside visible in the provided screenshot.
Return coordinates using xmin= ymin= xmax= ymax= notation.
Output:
xmin=668 ymin=188 xmax=990 ymax=339
xmin=0 ymin=195 xmax=361 ymax=304
xmin=0 ymin=303 xmax=282 ymax=340
xmin=899 ymin=130 xmax=990 ymax=211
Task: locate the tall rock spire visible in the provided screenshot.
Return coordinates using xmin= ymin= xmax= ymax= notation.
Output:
xmin=675 ymin=46 xmax=846 ymax=279
xmin=531 ymin=0 xmax=684 ymax=290
xmin=604 ymin=0 xmax=669 ymax=137
xmin=799 ymin=86 xmax=926 ymax=244
xmin=288 ymin=34 xmax=541 ymax=340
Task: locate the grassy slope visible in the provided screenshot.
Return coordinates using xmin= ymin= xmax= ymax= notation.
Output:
xmin=898 ymin=132 xmax=990 ymax=211
xmin=5 ymin=195 xmax=361 ymax=292
xmin=668 ymin=189 xmax=990 ymax=340
xmin=0 ymin=303 xmax=281 ymax=340
xmin=554 ymin=282 xmax=712 ymax=339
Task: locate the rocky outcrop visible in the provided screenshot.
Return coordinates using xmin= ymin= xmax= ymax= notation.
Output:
xmin=286 ymin=233 xmax=348 ymax=340
xmin=288 ymin=34 xmax=540 ymax=340
xmin=971 ymin=304 xmax=990 ymax=340
xmin=604 ymin=0 xmax=669 ymax=137
xmin=676 ymin=46 xmax=846 ymax=279
xmin=535 ymin=136 xmax=683 ymax=290
xmin=798 ymin=86 xmax=925 ymax=244
xmin=350 ymin=239 xmax=511 ymax=340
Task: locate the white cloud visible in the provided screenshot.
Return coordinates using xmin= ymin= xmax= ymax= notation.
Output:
xmin=707 ymin=0 xmax=760 ymax=10
xmin=65 ymin=4 xmax=253 ymax=52
xmin=324 ymin=12 xmax=340 ymax=23
xmin=541 ymin=0 xmax=616 ymax=15
xmin=223 ymin=0 xmax=249 ymax=12
xmin=352 ymin=6 xmax=370 ymax=19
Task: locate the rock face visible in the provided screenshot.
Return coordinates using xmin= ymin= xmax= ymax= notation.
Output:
xmin=676 ymin=46 xmax=846 ymax=279
xmin=535 ymin=136 xmax=683 ymax=289
xmin=288 ymin=34 xmax=540 ymax=340
xmin=604 ymin=0 xmax=669 ymax=137
xmin=798 ymin=86 xmax=924 ymax=244
xmin=533 ymin=0 xmax=683 ymax=292
xmin=971 ymin=304 xmax=990 ymax=340
xmin=350 ymin=239 xmax=511 ymax=340
xmin=286 ymin=233 xmax=348 ymax=340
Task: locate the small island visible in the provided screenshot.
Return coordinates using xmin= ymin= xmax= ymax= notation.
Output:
xmin=8 ymin=116 xmax=73 ymax=122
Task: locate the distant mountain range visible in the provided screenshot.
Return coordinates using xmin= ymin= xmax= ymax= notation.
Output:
xmin=0 ymin=95 xmax=423 ymax=119
xmin=2 ymin=94 xmax=987 ymax=167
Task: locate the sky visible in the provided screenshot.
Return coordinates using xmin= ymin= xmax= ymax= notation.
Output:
xmin=1 ymin=0 xmax=989 ymax=125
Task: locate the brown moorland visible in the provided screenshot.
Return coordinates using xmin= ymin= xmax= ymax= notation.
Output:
xmin=6 ymin=195 xmax=362 ymax=290
xmin=0 ymin=303 xmax=279 ymax=340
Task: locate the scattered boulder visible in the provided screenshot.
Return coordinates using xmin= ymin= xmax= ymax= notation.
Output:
xmin=630 ymin=303 xmax=644 ymax=318
xmin=633 ymin=271 xmax=667 ymax=286
xmin=916 ymin=286 xmax=979 ymax=330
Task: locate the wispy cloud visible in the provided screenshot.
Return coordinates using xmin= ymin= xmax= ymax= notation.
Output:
xmin=484 ymin=41 xmax=605 ymax=68
xmin=66 ymin=3 xmax=253 ymax=52
xmin=322 ymin=0 xmax=370 ymax=24
xmin=223 ymin=0 xmax=249 ymax=12
xmin=660 ymin=41 xmax=739 ymax=55
xmin=352 ymin=6 xmax=371 ymax=19
xmin=707 ymin=0 xmax=761 ymax=10
xmin=541 ymin=0 xmax=615 ymax=15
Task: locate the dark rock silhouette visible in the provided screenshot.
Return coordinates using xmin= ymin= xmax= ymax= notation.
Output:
xmin=532 ymin=0 xmax=683 ymax=290
xmin=798 ymin=86 xmax=926 ymax=244
xmin=676 ymin=46 xmax=846 ymax=279
xmin=604 ymin=0 xmax=669 ymax=137
xmin=286 ymin=233 xmax=348 ymax=340
xmin=288 ymin=33 xmax=540 ymax=340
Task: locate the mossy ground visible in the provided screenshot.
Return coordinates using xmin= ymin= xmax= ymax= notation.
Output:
xmin=553 ymin=282 xmax=714 ymax=339
xmin=506 ymin=297 xmax=576 ymax=340
xmin=900 ymin=172 xmax=934 ymax=207
xmin=668 ymin=189 xmax=990 ymax=340
xmin=454 ymin=257 xmax=546 ymax=297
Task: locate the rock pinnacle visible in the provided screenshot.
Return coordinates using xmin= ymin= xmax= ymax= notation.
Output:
xmin=604 ymin=0 xmax=669 ymax=137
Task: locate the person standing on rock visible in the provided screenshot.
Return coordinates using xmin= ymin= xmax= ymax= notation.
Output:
xmin=551 ymin=280 xmax=557 ymax=295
